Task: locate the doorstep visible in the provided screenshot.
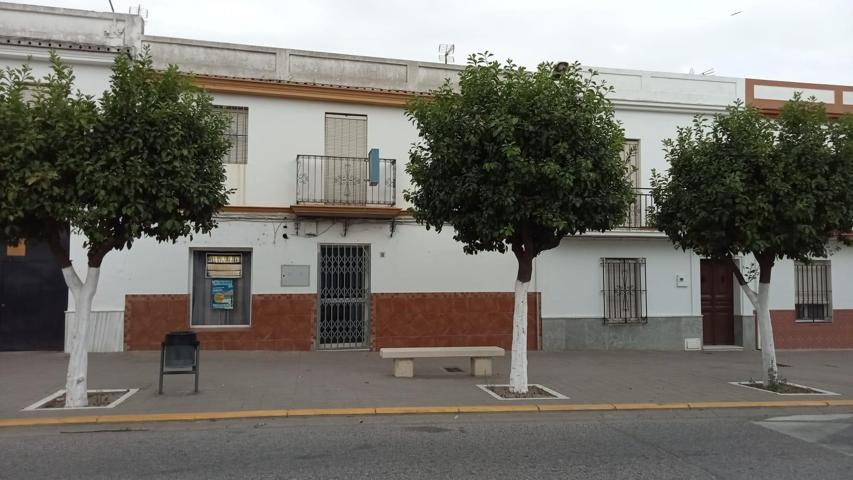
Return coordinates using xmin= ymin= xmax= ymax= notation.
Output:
xmin=703 ymin=345 xmax=744 ymax=352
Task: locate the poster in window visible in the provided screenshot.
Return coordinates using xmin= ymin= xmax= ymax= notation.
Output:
xmin=211 ymin=279 xmax=234 ymax=310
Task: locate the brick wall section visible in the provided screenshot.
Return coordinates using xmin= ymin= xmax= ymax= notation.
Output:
xmin=771 ymin=309 xmax=853 ymax=349
xmin=371 ymin=292 xmax=540 ymax=351
xmin=124 ymin=294 xmax=315 ymax=351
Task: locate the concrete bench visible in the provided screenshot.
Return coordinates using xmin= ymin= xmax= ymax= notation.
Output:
xmin=379 ymin=346 xmax=505 ymax=378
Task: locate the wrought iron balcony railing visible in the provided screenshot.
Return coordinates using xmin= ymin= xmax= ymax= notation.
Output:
xmin=296 ymin=155 xmax=396 ymax=206
xmin=620 ymin=188 xmax=655 ymax=229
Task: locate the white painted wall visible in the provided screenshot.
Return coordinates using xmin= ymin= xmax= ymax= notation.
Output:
xmin=537 ymin=237 xmax=697 ymax=319
xmin=0 ymin=50 xmax=115 ymax=97
xmin=214 ymin=86 xmax=731 ymax=209
xmin=208 ymin=93 xmax=420 ymax=208
xmin=617 ymin=109 xmax=701 ymax=188
xmin=68 ymin=219 xmax=522 ymax=313
xmin=735 ymin=244 xmax=853 ymax=315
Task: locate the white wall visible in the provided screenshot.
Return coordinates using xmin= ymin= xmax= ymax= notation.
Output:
xmin=68 ymin=218 xmax=522 ymax=312
xmin=734 ymin=244 xmax=853 ymax=314
xmin=537 ymin=236 xmax=697 ymax=319
xmin=210 ymin=92 xmax=419 ymax=208
xmin=617 ymin=109 xmax=697 ymax=188
xmin=0 ymin=51 xmax=114 ymax=97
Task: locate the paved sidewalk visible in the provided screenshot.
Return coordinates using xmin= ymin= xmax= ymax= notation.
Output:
xmin=1 ymin=350 xmax=851 ymax=419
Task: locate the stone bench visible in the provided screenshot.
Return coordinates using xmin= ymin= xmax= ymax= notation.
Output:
xmin=379 ymin=346 xmax=505 ymax=378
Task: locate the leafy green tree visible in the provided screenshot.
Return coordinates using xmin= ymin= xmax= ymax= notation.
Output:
xmin=651 ymin=97 xmax=853 ymax=386
xmin=0 ymin=51 xmax=230 ymax=407
xmin=405 ymin=54 xmax=634 ymax=393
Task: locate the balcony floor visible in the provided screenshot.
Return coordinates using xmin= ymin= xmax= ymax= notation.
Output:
xmin=291 ymin=203 xmax=403 ymax=219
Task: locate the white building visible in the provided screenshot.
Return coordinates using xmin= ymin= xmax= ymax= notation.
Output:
xmin=1 ymin=2 xmax=851 ymax=354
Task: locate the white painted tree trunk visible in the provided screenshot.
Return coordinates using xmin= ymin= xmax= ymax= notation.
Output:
xmin=755 ymin=282 xmax=778 ymax=385
xmin=62 ymin=266 xmax=100 ymax=408
xmin=736 ymin=280 xmax=779 ymax=386
xmin=509 ymin=280 xmax=529 ymax=394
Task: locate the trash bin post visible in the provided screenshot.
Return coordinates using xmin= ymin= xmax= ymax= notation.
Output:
xmin=158 ymin=341 xmax=166 ymax=395
xmin=158 ymin=331 xmax=200 ymax=394
xmin=193 ymin=343 xmax=200 ymax=393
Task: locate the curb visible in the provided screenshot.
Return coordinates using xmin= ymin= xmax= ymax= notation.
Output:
xmin=2 ymin=399 xmax=852 ymax=429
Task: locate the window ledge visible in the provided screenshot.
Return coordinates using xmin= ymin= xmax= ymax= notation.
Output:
xmin=190 ymin=325 xmax=252 ymax=329
xmin=794 ymin=319 xmax=833 ymax=324
xmin=604 ymin=320 xmax=648 ymax=326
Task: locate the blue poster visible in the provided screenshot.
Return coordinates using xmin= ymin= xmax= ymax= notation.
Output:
xmin=211 ymin=279 xmax=234 ymax=310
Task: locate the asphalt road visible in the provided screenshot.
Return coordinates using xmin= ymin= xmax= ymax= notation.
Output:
xmin=1 ymin=408 xmax=852 ymax=479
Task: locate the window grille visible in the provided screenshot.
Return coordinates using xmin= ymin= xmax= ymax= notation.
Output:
xmin=795 ymin=260 xmax=832 ymax=322
xmin=216 ymin=106 xmax=248 ymax=164
xmin=602 ymin=258 xmax=647 ymax=324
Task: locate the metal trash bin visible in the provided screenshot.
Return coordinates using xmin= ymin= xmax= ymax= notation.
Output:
xmin=158 ymin=331 xmax=200 ymax=394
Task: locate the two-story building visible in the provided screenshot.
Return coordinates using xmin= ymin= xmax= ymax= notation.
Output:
xmin=1 ymin=2 xmax=851 ymax=354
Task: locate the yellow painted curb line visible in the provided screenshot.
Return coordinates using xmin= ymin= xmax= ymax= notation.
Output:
xmin=457 ymin=405 xmax=540 ymax=414
xmin=686 ymin=400 xmax=831 ymax=409
xmin=287 ymin=407 xmax=376 ymax=417
xmin=537 ymin=403 xmax=616 ymax=412
xmin=0 ymin=399 xmax=850 ymax=429
xmin=613 ymin=402 xmax=691 ymax=411
xmin=375 ymin=406 xmax=460 ymax=415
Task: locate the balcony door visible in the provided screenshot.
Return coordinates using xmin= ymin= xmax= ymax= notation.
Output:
xmin=324 ymin=113 xmax=368 ymax=204
xmin=622 ymin=140 xmax=642 ymax=227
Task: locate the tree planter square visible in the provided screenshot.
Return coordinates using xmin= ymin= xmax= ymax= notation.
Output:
xmin=729 ymin=381 xmax=838 ymax=396
xmin=478 ymin=384 xmax=568 ymax=400
xmin=23 ymin=388 xmax=138 ymax=411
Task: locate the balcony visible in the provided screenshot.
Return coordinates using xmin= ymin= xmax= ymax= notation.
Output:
xmin=619 ymin=188 xmax=655 ymax=230
xmin=294 ymin=155 xmax=400 ymax=218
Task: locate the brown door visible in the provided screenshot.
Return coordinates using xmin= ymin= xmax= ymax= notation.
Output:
xmin=700 ymin=259 xmax=735 ymax=345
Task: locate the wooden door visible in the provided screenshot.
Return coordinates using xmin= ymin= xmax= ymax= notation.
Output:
xmin=700 ymin=259 xmax=735 ymax=345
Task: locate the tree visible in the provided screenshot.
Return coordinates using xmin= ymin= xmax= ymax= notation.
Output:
xmin=0 ymin=51 xmax=230 ymax=407
xmin=405 ymin=54 xmax=634 ymax=393
xmin=651 ymin=98 xmax=853 ymax=386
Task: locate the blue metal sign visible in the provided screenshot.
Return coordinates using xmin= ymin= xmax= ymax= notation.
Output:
xmin=368 ymin=148 xmax=380 ymax=186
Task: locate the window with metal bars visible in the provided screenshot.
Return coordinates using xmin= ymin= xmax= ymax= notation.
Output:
xmin=216 ymin=105 xmax=248 ymax=164
xmin=794 ymin=260 xmax=832 ymax=322
xmin=601 ymin=258 xmax=647 ymax=324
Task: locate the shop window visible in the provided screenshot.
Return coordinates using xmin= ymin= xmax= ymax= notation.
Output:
xmin=191 ymin=250 xmax=251 ymax=326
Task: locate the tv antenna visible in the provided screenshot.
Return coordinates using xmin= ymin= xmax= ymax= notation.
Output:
xmin=438 ymin=44 xmax=455 ymax=64
xmin=105 ymin=0 xmax=125 ymax=38
xmin=129 ymin=4 xmax=149 ymax=19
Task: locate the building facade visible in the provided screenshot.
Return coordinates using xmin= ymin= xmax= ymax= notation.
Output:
xmin=1 ymin=2 xmax=852 ymax=353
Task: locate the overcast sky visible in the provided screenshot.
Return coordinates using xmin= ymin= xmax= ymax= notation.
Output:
xmin=13 ymin=0 xmax=853 ymax=84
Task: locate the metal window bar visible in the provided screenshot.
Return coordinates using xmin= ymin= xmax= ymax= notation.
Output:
xmin=601 ymin=258 xmax=648 ymax=324
xmin=215 ymin=106 xmax=248 ymax=164
xmin=795 ymin=260 xmax=832 ymax=322
xmin=317 ymin=244 xmax=371 ymax=350
xmin=619 ymin=188 xmax=654 ymax=229
xmin=296 ymin=155 xmax=396 ymax=206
